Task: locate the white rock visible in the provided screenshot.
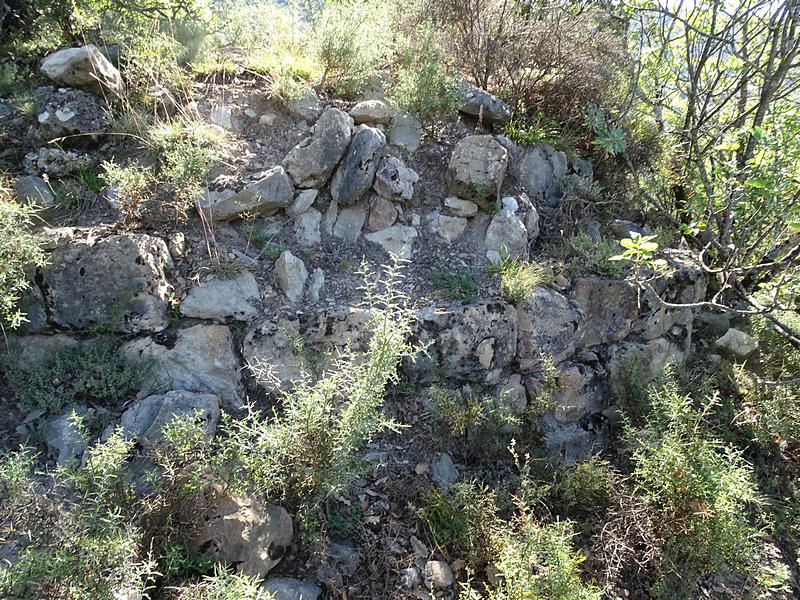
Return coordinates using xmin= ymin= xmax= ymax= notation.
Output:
xmin=40 ymin=44 xmax=124 ymax=95
xmin=286 ymin=189 xmax=318 ymax=218
xmin=364 ymin=225 xmax=418 ymax=259
xmin=275 ymin=251 xmax=308 ymax=303
xmin=484 ymin=211 xmax=529 ymax=260
xmin=444 ymin=196 xmax=479 ymax=218
xmin=501 ymin=196 xmax=519 ymax=213
xmin=423 ymin=560 xmax=454 ymax=589
xmin=349 ymin=99 xmax=395 ymax=125
xmin=210 ymin=104 xmax=234 ymax=130
xmin=437 ymin=215 xmax=467 ymax=243
xmin=295 ymin=208 xmax=322 ymax=246
xmin=180 ymin=271 xmax=260 ymax=321
xmin=716 ymin=328 xmax=757 ymax=357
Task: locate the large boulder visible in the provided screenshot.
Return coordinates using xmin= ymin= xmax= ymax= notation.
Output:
xmin=283 ymin=108 xmax=353 ymax=188
xmin=515 ymin=143 xmax=567 ymax=208
xmin=330 ymin=127 xmax=386 ymax=206
xmin=190 ymin=493 xmax=293 ymax=578
xmin=40 ymin=44 xmax=124 ymax=95
xmin=414 ymin=302 xmax=518 ymax=384
xmin=446 ymin=135 xmax=508 ymax=212
xmin=119 ymin=390 xmax=220 ymax=449
xmin=350 ymin=99 xmax=395 ymax=125
xmin=198 ymin=167 xmax=293 ymax=221
xmin=458 ymin=82 xmax=511 ymax=125
xmin=571 ymin=277 xmax=638 ymax=346
xmin=34 ymin=234 xmax=173 ymax=333
xmin=372 ymin=156 xmax=418 ymax=203
xmin=180 ymin=272 xmax=260 ymax=322
xmin=34 ymin=88 xmax=110 ymax=143
xmin=517 ymin=287 xmax=584 ymax=372
xmin=243 ymin=307 xmax=373 ymax=394
xmin=122 ymin=324 xmax=243 ymax=410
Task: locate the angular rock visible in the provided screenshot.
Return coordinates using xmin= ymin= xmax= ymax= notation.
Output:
xmin=414 ymin=302 xmax=518 ymax=383
xmin=122 ymin=324 xmax=243 ymax=409
xmin=38 ymin=234 xmax=173 ymax=333
xmin=350 ymin=99 xmax=394 ymax=125
xmin=446 ymin=135 xmax=508 ymax=211
xmin=44 ymin=405 xmax=87 ymax=466
xmin=551 ymin=363 xmax=598 ymax=423
xmin=287 ymin=87 xmax=322 ymax=122
xmin=330 ymin=127 xmax=386 ymax=206
xmin=40 ymin=44 xmax=124 ymax=95
xmin=307 ymin=268 xmax=325 ymax=302
xmin=364 ymin=225 xmax=417 ymax=259
xmin=24 ymin=147 xmax=94 ymax=177
xmin=716 ymin=328 xmax=757 ymax=357
xmin=11 ymin=333 xmax=79 ymax=363
xmin=191 ymin=494 xmax=293 ymax=578
xmin=15 ymin=175 xmax=55 ymax=209
xmin=198 ymin=167 xmax=293 ymax=221
xmin=263 ymin=578 xmax=321 ymax=600
xmin=294 ymin=208 xmax=322 ymax=246
xmin=333 ymin=203 xmax=367 ymax=241
xmin=484 ymin=210 xmax=528 ymax=260
xmin=367 ymin=195 xmax=398 ymax=232
xmin=389 ymin=113 xmax=422 ymax=152
xmin=35 ymin=88 xmax=110 ymax=142
xmin=517 ymin=287 xmax=583 ymax=371
xmin=515 ymin=143 xmax=567 ymax=208
xmin=275 ymin=251 xmax=308 ymax=303
xmin=119 ymin=390 xmax=220 ymax=449
xmin=458 ymin=82 xmax=511 ymax=125
xmin=571 ymin=156 xmax=593 ymax=181
xmin=180 ymin=272 xmax=260 ymax=322
xmin=436 ymin=214 xmax=467 ymax=243
xmin=423 ymin=561 xmax=454 ymax=589
xmin=499 ymin=373 xmax=527 ymax=415
xmin=399 ymin=567 xmax=422 ymax=590
xmin=430 ymin=452 xmax=459 ymax=489
xmin=372 ymin=156 xmax=418 ymax=203
xmin=283 ymin=108 xmax=353 ymax=188
xmin=571 ymin=278 xmax=638 ymax=346
xmin=209 ymin=104 xmax=234 ymax=130
xmin=286 ymin=189 xmax=318 ymax=218
xmin=444 ymin=196 xmax=479 ymax=218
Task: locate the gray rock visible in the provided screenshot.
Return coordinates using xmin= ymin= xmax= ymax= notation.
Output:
xmin=414 ymin=302 xmax=518 ymax=384
xmin=37 ymin=234 xmax=173 ymax=333
xmin=14 ymin=175 xmax=55 ymax=209
xmin=331 ymin=127 xmax=386 ymax=206
xmin=571 ymin=156 xmax=593 ymax=181
xmin=209 ymin=104 xmax=234 ymax=130
xmin=610 ymin=219 xmax=649 ymax=239
xmin=444 ymin=196 xmax=479 ymax=218
xmin=517 ymin=287 xmax=583 ymax=371
xmin=307 ymin=268 xmax=325 ymax=302
xmin=191 ymin=495 xmax=293 ymax=578
xmin=697 ymin=311 xmax=731 ymax=334
xmin=35 ymin=88 xmax=110 ymax=142
xmin=436 ymin=214 xmax=468 ymax=243
xmin=367 ymin=195 xmax=398 ymax=232
xmin=295 ymin=208 xmax=322 ymax=246
xmin=275 ymin=251 xmax=308 ymax=303
xmin=430 ymin=452 xmax=459 ymax=489
xmin=40 ymin=44 xmax=124 ymax=95
xmin=122 ymin=324 xmax=243 ymax=410
xmin=399 ymin=567 xmax=422 ymax=590
xmin=501 ymin=196 xmax=518 ymax=213
xmin=287 ymin=87 xmax=322 ymax=122
xmin=24 ymin=147 xmax=94 ymax=177
xmin=283 ymin=108 xmax=353 ymax=188
xmin=484 ymin=210 xmax=529 ymax=260
xmin=515 ymin=143 xmax=567 ymax=208
xmin=571 ymin=278 xmax=638 ymax=346
xmin=198 ymin=166 xmax=294 ymax=221
xmin=180 ymin=272 xmax=260 ymax=322
xmin=388 ymin=113 xmax=422 ymax=152
xmin=350 ymin=99 xmax=394 ymax=125
xmin=263 ymin=578 xmax=321 ymax=600
xmin=550 ymin=363 xmax=599 ymax=423
xmin=372 ymin=156 xmax=418 ymax=203
xmin=458 ymin=82 xmax=511 ymax=125
xmin=364 ymin=225 xmax=417 ymax=259
xmin=423 ymin=560 xmax=454 ymax=589
xmin=320 ymin=541 xmax=360 ymax=584
xmin=524 ymin=204 xmax=540 ymax=240
xmin=286 ymin=189 xmax=318 ymax=218
xmin=716 ymin=328 xmax=757 ymax=357
xmin=333 ymin=202 xmax=367 ymax=241
xmin=44 ymin=405 xmax=87 ymax=466
xmin=11 ymin=333 xmax=79 ymax=364
xmin=119 ymin=390 xmax=220 ymax=449
xmin=499 ymin=374 xmax=527 ymax=415
xmin=446 ymin=135 xmax=508 ymax=211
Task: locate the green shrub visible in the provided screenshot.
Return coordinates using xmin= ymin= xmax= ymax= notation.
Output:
xmin=554 ymin=232 xmax=629 ymax=277
xmin=0 ymin=187 xmax=47 ymax=330
xmin=223 ymin=258 xmax=422 ymax=505
xmin=390 ymin=26 xmax=460 ymax=126
xmin=491 ymin=258 xmax=553 ymax=305
xmin=553 ymin=456 xmax=615 ymax=512
xmin=503 ymin=111 xmax=561 ymax=146
xmin=4 ymin=337 xmax=147 ymax=414
xmin=430 ymin=268 xmax=479 ymax=302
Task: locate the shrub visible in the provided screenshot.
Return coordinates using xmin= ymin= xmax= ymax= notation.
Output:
xmin=223 ymin=258 xmax=422 ymax=505
xmin=4 ymin=337 xmax=148 ymax=414
xmin=430 ymin=267 xmax=479 ymax=302
xmin=390 ymin=26 xmax=461 ymax=126
xmin=554 ymin=232 xmax=629 ymax=277
xmin=0 ymin=186 xmax=47 ymax=330
xmin=553 ymin=456 xmax=615 ymax=512
xmin=492 ymin=258 xmax=553 ymax=305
